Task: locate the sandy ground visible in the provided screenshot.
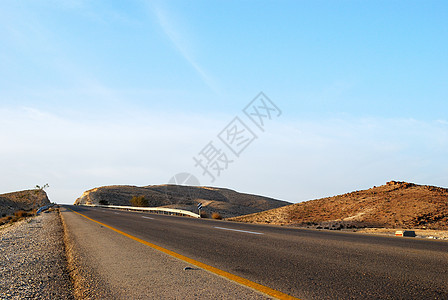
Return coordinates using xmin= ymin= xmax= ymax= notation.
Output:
xmin=354 ymin=228 xmax=448 ymax=240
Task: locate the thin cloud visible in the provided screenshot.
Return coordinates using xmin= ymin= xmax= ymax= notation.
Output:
xmin=0 ymin=1 xmax=126 ymax=109
xmin=1 ymin=105 xmax=447 ymax=203
xmin=150 ymin=4 xmax=220 ymax=93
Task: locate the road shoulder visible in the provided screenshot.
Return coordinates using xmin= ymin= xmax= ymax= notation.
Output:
xmin=0 ymin=208 xmax=74 ymax=299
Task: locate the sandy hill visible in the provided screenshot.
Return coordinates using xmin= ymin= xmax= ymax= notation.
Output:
xmin=0 ymin=189 xmax=50 ymax=217
xmin=74 ymin=184 xmax=291 ymax=218
xmin=230 ymin=181 xmax=448 ymax=230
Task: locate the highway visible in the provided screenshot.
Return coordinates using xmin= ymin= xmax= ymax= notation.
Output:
xmin=61 ymin=205 xmax=448 ymax=299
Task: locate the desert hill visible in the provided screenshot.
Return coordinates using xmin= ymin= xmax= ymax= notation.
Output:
xmin=74 ymin=184 xmax=291 ymax=218
xmin=230 ymin=181 xmax=448 ymax=230
xmin=0 ymin=189 xmax=50 ymax=217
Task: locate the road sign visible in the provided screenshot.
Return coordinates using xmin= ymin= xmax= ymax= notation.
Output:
xmin=197 ymin=203 xmax=203 ymax=210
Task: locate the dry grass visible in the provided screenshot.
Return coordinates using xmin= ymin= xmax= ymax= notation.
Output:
xmin=0 ymin=215 xmax=13 ymax=226
xmin=0 ymin=209 xmax=36 ymax=226
xmin=15 ymin=210 xmax=34 ymax=218
xmin=130 ymin=195 xmax=148 ymax=207
xmin=212 ymin=212 xmax=222 ymax=220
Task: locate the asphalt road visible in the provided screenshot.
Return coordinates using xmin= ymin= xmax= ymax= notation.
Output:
xmin=62 ymin=205 xmax=448 ymax=299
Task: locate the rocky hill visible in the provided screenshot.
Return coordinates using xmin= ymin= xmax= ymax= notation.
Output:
xmin=0 ymin=189 xmax=50 ymax=217
xmin=74 ymin=184 xmax=291 ymax=218
xmin=230 ymin=181 xmax=448 ymax=230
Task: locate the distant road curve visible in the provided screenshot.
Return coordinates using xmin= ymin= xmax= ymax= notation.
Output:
xmin=62 ymin=205 xmax=448 ymax=299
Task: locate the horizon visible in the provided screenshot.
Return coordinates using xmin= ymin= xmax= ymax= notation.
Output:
xmin=2 ymin=179 xmax=447 ymax=206
xmin=1 ymin=1 xmax=447 ymax=204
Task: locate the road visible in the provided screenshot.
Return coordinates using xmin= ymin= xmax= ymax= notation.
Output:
xmin=61 ymin=205 xmax=448 ymax=299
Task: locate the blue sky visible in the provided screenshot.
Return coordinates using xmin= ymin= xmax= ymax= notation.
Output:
xmin=1 ymin=0 xmax=447 ymax=204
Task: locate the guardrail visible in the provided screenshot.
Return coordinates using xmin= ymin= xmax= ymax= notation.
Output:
xmin=82 ymin=204 xmax=200 ymax=218
xmin=36 ymin=203 xmax=55 ymax=215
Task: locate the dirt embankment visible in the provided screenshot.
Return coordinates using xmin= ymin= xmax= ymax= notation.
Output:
xmin=74 ymin=184 xmax=290 ymax=218
xmin=230 ymin=181 xmax=448 ymax=231
xmin=0 ymin=189 xmax=50 ymax=218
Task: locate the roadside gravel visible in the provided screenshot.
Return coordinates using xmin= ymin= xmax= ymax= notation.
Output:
xmin=356 ymin=228 xmax=448 ymax=240
xmin=0 ymin=209 xmax=74 ymax=299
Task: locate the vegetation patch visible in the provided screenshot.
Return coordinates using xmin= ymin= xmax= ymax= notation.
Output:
xmin=130 ymin=195 xmax=148 ymax=207
xmin=0 ymin=209 xmax=36 ymax=226
xmin=212 ymin=212 xmax=222 ymax=220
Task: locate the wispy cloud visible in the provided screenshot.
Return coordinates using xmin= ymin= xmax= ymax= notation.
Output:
xmin=0 ymin=106 xmax=221 ymax=201
xmin=149 ymin=4 xmax=220 ymax=93
xmin=1 ymin=104 xmax=447 ymax=204
xmin=0 ymin=1 xmax=127 ymax=110
xmin=212 ymin=116 xmax=448 ymax=202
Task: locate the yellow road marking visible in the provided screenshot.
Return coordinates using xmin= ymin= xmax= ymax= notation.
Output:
xmin=66 ymin=207 xmax=300 ymax=300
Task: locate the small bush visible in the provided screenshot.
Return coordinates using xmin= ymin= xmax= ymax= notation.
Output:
xmin=200 ymin=211 xmax=209 ymax=218
xmin=0 ymin=216 xmax=12 ymax=226
xmin=130 ymin=195 xmax=148 ymax=207
xmin=211 ymin=212 xmax=222 ymax=220
xmin=99 ymin=199 xmax=109 ymax=205
xmin=0 ymin=213 xmax=31 ymax=226
xmin=9 ymin=217 xmax=19 ymax=224
xmin=14 ymin=210 xmax=33 ymax=218
xmin=14 ymin=211 xmax=25 ymax=218
xmin=0 ymin=210 xmax=36 ymax=226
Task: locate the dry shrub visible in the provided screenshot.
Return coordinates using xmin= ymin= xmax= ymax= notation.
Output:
xmin=0 ymin=215 xmax=19 ymax=225
xmin=211 ymin=212 xmax=222 ymax=220
xmin=130 ymin=195 xmax=148 ymax=207
xmin=0 ymin=210 xmax=35 ymax=226
xmin=14 ymin=210 xmax=33 ymax=218
xmin=200 ymin=211 xmax=209 ymax=218
xmin=9 ymin=216 xmax=20 ymax=224
xmin=0 ymin=216 xmax=13 ymax=226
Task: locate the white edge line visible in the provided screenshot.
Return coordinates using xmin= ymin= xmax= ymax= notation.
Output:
xmin=142 ymin=216 xmax=154 ymax=220
xmin=214 ymin=226 xmax=264 ymax=235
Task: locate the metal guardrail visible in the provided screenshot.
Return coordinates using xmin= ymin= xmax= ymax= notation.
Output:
xmin=36 ymin=203 xmax=55 ymax=215
xmin=83 ymin=204 xmax=201 ymax=218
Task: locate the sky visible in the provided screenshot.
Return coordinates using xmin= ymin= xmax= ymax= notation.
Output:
xmin=1 ymin=0 xmax=447 ymax=204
